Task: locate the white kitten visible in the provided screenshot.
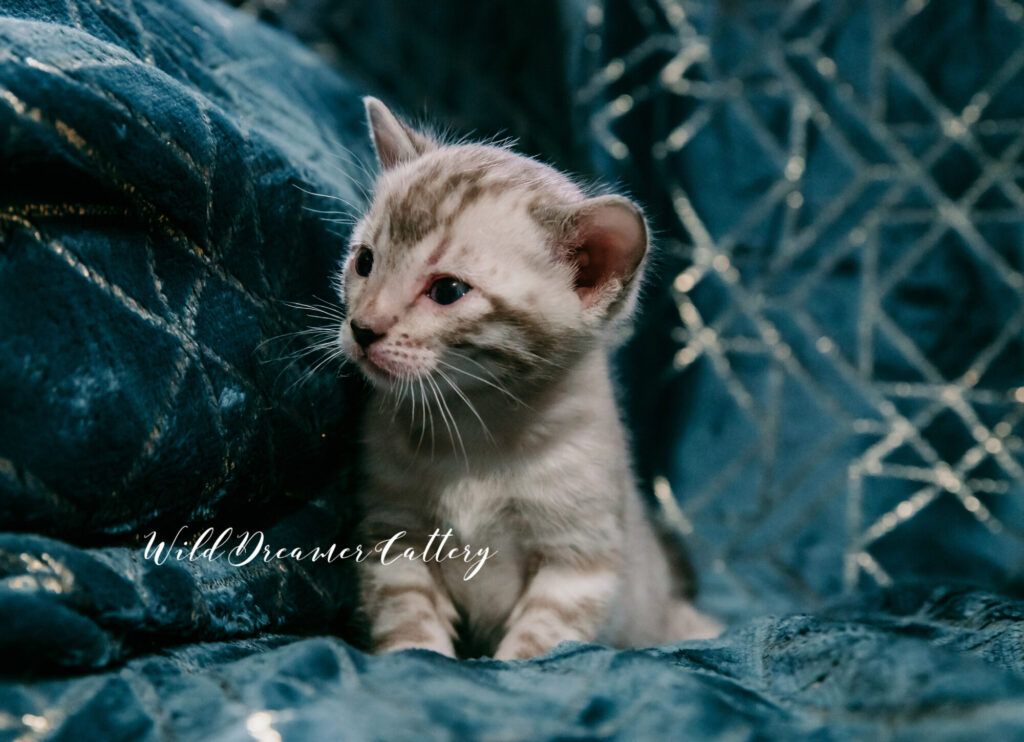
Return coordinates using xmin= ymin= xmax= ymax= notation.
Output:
xmin=336 ymin=97 xmax=721 ymax=659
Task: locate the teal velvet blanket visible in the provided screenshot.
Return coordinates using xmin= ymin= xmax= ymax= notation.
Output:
xmin=2 ymin=0 xmax=1023 ymax=739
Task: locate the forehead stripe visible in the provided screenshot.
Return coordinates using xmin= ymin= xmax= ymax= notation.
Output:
xmin=426 ymin=234 xmax=452 ymax=267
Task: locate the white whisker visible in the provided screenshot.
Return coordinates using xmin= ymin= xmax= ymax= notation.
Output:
xmin=429 ymin=373 xmax=467 ymax=467
xmin=437 ymin=357 xmax=530 ymax=410
xmin=282 ymin=300 xmax=347 ymax=322
xmin=436 ymin=367 xmax=494 ymax=444
xmin=408 ymin=374 xmax=418 ymax=437
xmin=284 ymin=346 xmax=350 ymax=394
xmin=419 ymin=376 xmax=435 ymax=458
xmin=292 ymin=184 xmax=361 ymax=212
xmin=427 ymin=374 xmax=464 ymax=465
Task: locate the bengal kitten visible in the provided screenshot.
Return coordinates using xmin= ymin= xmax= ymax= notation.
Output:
xmin=336 ymin=98 xmax=721 ymax=660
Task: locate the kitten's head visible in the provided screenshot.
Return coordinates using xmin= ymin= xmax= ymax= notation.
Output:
xmin=337 ymin=98 xmax=648 ymax=394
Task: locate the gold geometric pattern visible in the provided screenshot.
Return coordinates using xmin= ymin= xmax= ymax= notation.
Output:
xmin=580 ymin=0 xmax=1024 ymax=614
xmin=0 ymin=0 xmax=360 ymax=534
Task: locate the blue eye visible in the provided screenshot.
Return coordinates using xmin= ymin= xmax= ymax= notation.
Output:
xmin=427 ymin=276 xmax=472 ymax=305
xmin=354 ymin=246 xmax=373 ymax=277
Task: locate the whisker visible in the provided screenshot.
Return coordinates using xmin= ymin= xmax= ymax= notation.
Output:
xmin=429 ymin=373 xmax=467 ymax=467
xmin=318 ymin=145 xmax=378 ymax=202
xmin=292 ymin=184 xmax=361 ymax=212
xmin=266 ymin=338 xmax=340 ymax=366
xmin=436 ymin=367 xmax=494 ymax=444
xmin=420 ymin=376 xmax=435 ymax=459
xmin=391 ymin=375 xmax=406 ymax=417
xmin=427 ymin=374 xmax=463 ymax=465
xmin=506 ymin=346 xmax=565 ymax=368
xmin=302 ymin=207 xmax=354 ymax=216
xmin=437 ymin=357 xmax=530 ymax=410
xmin=255 ymin=324 xmax=344 ymax=389
xmin=414 ymin=377 xmax=428 ymax=455
xmin=266 ymin=297 xmax=354 ymax=392
xmin=256 ymin=325 xmax=339 ymax=354
xmin=284 ymin=346 xmax=350 ymax=394
xmin=326 ymin=227 xmax=352 ymax=241
xmin=282 ymin=300 xmax=347 ymax=321
xmin=407 ymin=374 xmax=417 ymax=437
xmin=443 ymin=348 xmax=543 ymax=381
xmin=449 ymin=341 xmax=562 ymax=371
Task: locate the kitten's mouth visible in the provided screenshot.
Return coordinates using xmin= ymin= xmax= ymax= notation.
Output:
xmin=359 ymin=347 xmax=420 ymax=385
xmin=358 ymin=353 xmax=395 ymax=382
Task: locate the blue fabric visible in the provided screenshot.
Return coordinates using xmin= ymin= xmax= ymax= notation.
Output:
xmin=4 ymin=586 xmax=1024 ymax=740
xmin=3 ymin=0 xmax=1024 ymax=739
xmin=227 ymin=0 xmax=1024 ymax=621
xmin=0 ymin=0 xmax=369 ymax=537
xmin=573 ymin=0 xmax=1024 ymax=621
xmin=0 ymin=0 xmax=366 ymax=673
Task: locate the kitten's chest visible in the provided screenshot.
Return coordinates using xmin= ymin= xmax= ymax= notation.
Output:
xmin=435 ymin=480 xmax=508 ymax=540
xmin=433 ymin=480 xmax=525 ymax=624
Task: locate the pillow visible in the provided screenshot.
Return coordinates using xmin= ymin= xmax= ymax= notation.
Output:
xmin=0 ymin=0 xmax=371 ymax=539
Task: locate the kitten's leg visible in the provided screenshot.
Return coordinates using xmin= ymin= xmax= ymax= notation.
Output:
xmin=493 ymin=561 xmax=618 ymax=661
xmin=360 ymin=556 xmax=458 ymax=657
xmin=668 ymin=599 xmax=723 ymax=640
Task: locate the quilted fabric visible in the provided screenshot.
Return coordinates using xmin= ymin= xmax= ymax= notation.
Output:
xmin=0 ymin=0 xmax=369 ymax=538
xmin=571 ymin=0 xmax=1024 ymax=621
xmin=4 ymin=0 xmax=1024 ymax=739
xmin=0 ymin=496 xmax=358 ymax=673
xmin=3 ymin=586 xmax=1024 ymax=741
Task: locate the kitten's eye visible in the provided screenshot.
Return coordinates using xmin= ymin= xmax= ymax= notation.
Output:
xmin=354 ymin=246 xmax=373 ymax=277
xmin=427 ymin=276 xmax=472 ymax=305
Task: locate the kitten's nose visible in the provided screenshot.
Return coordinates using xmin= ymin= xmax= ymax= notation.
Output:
xmin=350 ymin=319 xmax=384 ymax=350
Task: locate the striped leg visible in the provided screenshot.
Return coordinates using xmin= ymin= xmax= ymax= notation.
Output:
xmin=360 ymin=557 xmax=458 ymax=657
xmin=494 ymin=562 xmax=618 ymax=661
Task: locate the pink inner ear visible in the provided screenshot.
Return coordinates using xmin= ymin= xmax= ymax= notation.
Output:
xmin=572 ymin=201 xmax=646 ymax=302
xmin=371 ymin=119 xmax=413 ymax=170
xmin=365 ymin=97 xmax=429 ymax=170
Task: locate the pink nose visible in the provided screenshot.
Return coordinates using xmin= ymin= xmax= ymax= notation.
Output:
xmin=350 ymin=320 xmax=384 ymax=349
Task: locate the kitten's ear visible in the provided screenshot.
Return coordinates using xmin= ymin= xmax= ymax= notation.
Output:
xmin=364 ymin=97 xmax=434 ymax=170
xmin=544 ymin=195 xmax=649 ymax=320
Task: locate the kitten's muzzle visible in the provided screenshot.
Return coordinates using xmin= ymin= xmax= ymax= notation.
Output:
xmin=350 ymin=319 xmax=384 ymax=350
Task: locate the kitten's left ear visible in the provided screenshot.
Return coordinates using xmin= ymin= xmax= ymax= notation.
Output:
xmin=545 ymin=195 xmax=649 ymax=321
xmin=364 ymin=97 xmax=435 ymax=170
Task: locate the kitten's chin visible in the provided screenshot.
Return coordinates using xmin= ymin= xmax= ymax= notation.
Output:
xmin=356 ymin=356 xmax=397 ymax=386
xmin=356 ymin=353 xmax=424 ymax=390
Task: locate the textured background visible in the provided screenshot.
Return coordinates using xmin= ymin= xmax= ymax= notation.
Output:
xmin=4 ymin=0 xmax=1024 ymax=738
xmin=584 ymin=0 xmax=1024 ymax=620
xmin=0 ymin=0 xmax=371 ymax=672
xmin=231 ymin=0 xmax=1024 ymax=623
xmin=0 ymin=0 xmax=369 ymax=540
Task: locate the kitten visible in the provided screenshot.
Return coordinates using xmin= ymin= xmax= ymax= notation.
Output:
xmin=336 ymin=97 xmax=721 ymax=660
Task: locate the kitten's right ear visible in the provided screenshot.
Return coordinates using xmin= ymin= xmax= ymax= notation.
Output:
xmin=536 ymin=195 xmax=649 ymax=324
xmin=364 ymin=97 xmax=434 ymax=170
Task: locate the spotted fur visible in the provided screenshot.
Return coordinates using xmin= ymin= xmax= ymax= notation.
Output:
xmin=338 ymin=98 xmax=721 ymax=659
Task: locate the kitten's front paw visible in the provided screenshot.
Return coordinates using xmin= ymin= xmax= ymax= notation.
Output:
xmin=493 ymin=630 xmax=565 ymax=661
xmin=669 ymin=600 xmax=724 ymax=640
xmin=376 ymin=637 xmax=456 ymax=658
xmin=373 ymin=620 xmax=457 ymax=658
